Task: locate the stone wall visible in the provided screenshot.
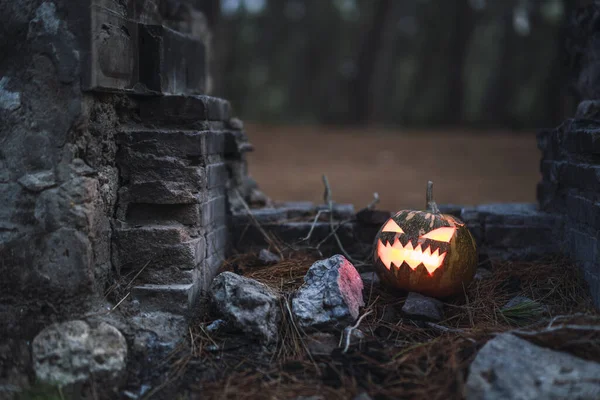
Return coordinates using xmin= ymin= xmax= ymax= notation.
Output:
xmin=0 ymin=0 xmax=250 ymax=339
xmin=537 ymin=119 xmax=600 ymax=307
xmin=534 ymin=2 xmax=600 ymax=308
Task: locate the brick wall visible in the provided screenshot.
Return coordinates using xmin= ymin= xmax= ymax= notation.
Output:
xmin=538 ymin=119 xmax=600 ymax=306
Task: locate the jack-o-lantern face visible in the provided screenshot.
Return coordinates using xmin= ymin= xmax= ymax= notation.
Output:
xmin=372 ymin=182 xmax=477 ymax=298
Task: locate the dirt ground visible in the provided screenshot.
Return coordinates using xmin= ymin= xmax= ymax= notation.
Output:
xmin=245 ymin=124 xmax=540 ymax=211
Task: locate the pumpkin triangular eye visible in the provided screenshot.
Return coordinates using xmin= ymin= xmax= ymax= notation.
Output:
xmin=420 ymin=227 xmax=456 ymax=242
xmin=382 ymin=219 xmax=404 ymax=234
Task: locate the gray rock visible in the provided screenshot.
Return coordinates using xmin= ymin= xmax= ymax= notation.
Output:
xmin=292 ymin=255 xmax=364 ymax=331
xmin=32 ymin=320 xmax=127 ymax=387
xmin=209 ymin=272 xmax=282 ymax=344
xmin=130 ymin=311 xmax=187 ymax=353
xmin=258 ymin=249 xmax=281 ymax=265
xmin=17 ymin=170 xmax=56 ymax=192
xmin=466 ymin=333 xmax=600 ymax=400
xmin=402 ymin=292 xmax=444 ymax=322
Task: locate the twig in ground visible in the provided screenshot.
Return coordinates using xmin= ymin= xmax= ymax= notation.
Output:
xmin=234 ymin=189 xmax=284 ymax=259
xmin=321 ymin=175 xmax=366 ymax=266
xmin=302 ymin=209 xmax=330 ymax=241
xmin=340 ymin=309 xmax=373 ymax=353
xmin=83 ymin=292 xmax=131 ymax=318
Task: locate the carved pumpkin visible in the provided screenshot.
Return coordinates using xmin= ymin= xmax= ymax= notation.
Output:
xmin=372 ymin=181 xmax=477 ymax=298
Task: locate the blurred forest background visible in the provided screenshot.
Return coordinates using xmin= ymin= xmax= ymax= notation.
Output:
xmin=200 ymin=0 xmax=589 ymax=129
xmin=194 ymin=0 xmax=592 ymax=209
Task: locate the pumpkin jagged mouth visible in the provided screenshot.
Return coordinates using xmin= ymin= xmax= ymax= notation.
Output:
xmin=377 ymin=238 xmax=447 ymax=275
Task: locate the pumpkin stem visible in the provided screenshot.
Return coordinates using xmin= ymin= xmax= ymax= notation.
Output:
xmin=426 ymin=181 xmax=440 ymax=214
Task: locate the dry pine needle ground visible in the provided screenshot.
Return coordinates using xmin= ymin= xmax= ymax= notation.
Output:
xmin=157 ymin=252 xmax=598 ymax=400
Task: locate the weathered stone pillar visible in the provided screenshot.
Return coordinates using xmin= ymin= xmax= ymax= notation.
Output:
xmin=0 ymin=0 xmax=252 ymax=339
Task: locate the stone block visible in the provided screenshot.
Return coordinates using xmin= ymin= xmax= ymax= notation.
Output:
xmin=540 ymin=160 xmax=563 ymax=183
xmin=138 ymin=95 xmax=231 ymax=123
xmin=200 ymin=195 xmax=226 ymax=227
xmin=138 ymin=24 xmax=207 ymax=95
xmin=231 ymin=208 xmax=287 ymax=226
xmin=82 ymin=0 xmax=139 ymax=92
xmin=125 ymin=203 xmax=201 ymax=225
xmin=561 ymin=162 xmax=600 ymax=192
xmin=565 ymin=225 xmax=599 ymax=265
xmin=276 ymin=201 xmax=316 ymax=218
xmin=566 ymin=193 xmax=600 ymax=227
xmin=134 ymin=267 xmax=195 ymax=285
xmin=562 ymin=119 xmax=600 ymax=154
xmin=117 ymin=129 xmax=225 ymax=159
xmin=206 ymin=225 xmax=228 ymax=257
xmin=223 ymin=129 xmax=252 ymax=157
xmin=117 ymin=150 xmax=207 ymax=189
xmin=206 ymin=162 xmax=228 ymax=189
xmin=477 ymin=203 xmax=561 ymax=227
xmin=131 ymin=283 xmax=196 ymax=314
xmin=437 ymin=204 xmax=463 ymax=218
xmin=484 ymin=225 xmax=558 ymax=249
xmin=316 ymin=203 xmax=356 ymax=219
xmin=197 ymin=253 xmax=225 ymax=294
xmin=121 ymin=181 xmax=198 ymax=204
xmin=114 ymin=226 xmax=206 ymax=270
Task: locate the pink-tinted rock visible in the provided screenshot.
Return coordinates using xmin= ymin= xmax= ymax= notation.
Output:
xmin=291 ymin=255 xmax=364 ymax=331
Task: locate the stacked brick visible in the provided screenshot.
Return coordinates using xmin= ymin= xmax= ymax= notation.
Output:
xmin=109 ymin=95 xmax=254 ymax=315
xmin=537 ymin=119 xmax=600 ymax=306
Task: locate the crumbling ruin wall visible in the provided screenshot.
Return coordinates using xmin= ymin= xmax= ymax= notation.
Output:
xmin=0 ymin=0 xmax=252 ymax=341
xmin=536 ymin=2 xmax=600 ymax=308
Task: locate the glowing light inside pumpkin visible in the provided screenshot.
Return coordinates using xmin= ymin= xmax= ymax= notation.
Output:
xmin=377 ymin=238 xmax=447 ymax=275
xmin=382 ymin=219 xmax=404 ymax=233
xmin=420 ymin=227 xmax=456 ymax=242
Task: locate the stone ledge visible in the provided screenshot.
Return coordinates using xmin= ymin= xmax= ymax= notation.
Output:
xmin=138 ymin=95 xmax=230 ymax=123
xmin=131 ymin=283 xmax=196 ymax=315
xmin=139 ymin=25 xmax=207 ymax=95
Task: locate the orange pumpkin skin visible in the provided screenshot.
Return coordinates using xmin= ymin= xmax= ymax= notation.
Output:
xmin=372 ymin=209 xmax=477 ymax=298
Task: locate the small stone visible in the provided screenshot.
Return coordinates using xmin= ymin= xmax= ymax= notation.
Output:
xmin=353 ymin=393 xmax=373 ymax=400
xmin=305 ymin=332 xmax=338 ymax=356
xmin=258 ymin=249 xmax=281 ymax=265
xmin=32 ymin=321 xmax=127 ymax=388
xmin=205 ymin=319 xmax=227 ymax=333
xmin=17 ymin=170 xmax=56 ymax=192
xmin=402 ymin=292 xmax=444 ymax=322
xmin=291 ymin=255 xmax=364 ymax=332
xmin=466 ymin=333 xmax=600 ymax=400
xmin=209 ymin=272 xmax=282 ymax=344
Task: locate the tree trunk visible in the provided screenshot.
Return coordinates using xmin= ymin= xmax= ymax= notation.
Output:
xmin=445 ymin=0 xmax=477 ymax=125
xmin=348 ymin=0 xmax=393 ymax=125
